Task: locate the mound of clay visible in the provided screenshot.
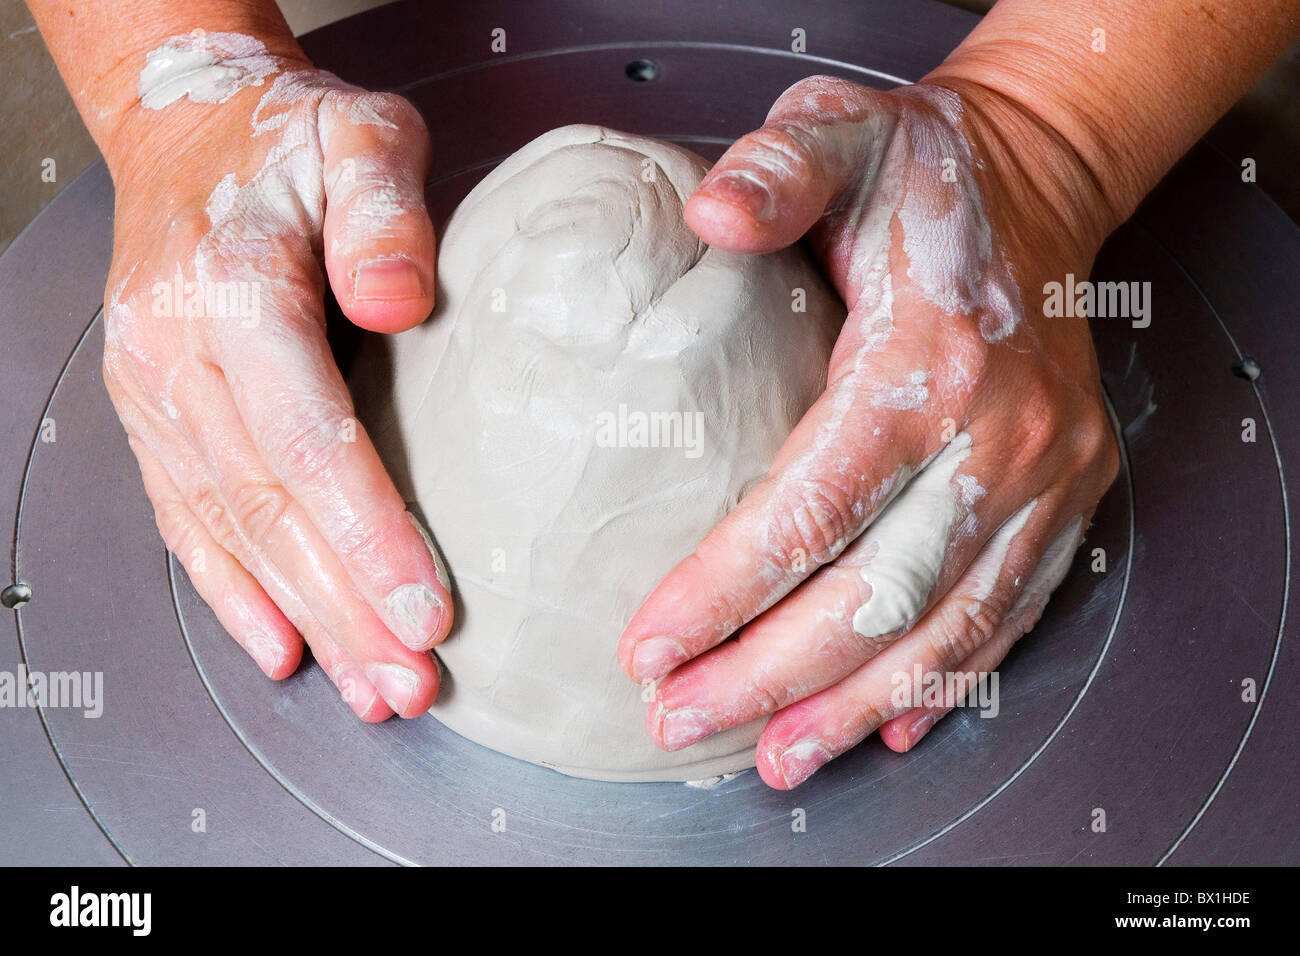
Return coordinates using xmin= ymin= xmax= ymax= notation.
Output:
xmin=351 ymin=125 xmax=843 ymax=781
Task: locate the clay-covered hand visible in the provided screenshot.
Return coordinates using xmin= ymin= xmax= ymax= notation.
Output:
xmin=103 ymin=57 xmax=450 ymax=720
xmin=618 ymin=75 xmax=1120 ymax=787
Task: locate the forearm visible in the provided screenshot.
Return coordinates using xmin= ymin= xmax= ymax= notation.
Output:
xmin=26 ymin=0 xmax=308 ymax=173
xmin=927 ymin=0 xmax=1300 ymax=233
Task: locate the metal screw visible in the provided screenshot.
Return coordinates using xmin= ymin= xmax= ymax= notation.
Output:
xmin=1 ymin=582 xmax=32 ymax=609
xmin=1232 ymin=356 xmax=1262 ymax=381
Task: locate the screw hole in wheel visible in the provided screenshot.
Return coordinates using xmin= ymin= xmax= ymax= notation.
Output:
xmin=625 ymin=59 xmax=659 ymax=82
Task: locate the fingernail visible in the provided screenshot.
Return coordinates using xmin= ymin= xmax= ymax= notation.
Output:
xmin=384 ymin=582 xmax=444 ymax=649
xmin=365 ymin=662 xmax=420 ymax=714
xmin=702 ymin=170 xmax=776 ymax=222
xmin=632 ymin=637 xmax=688 ymax=683
xmin=660 ymin=707 xmax=722 ymax=750
xmin=405 ymin=510 xmax=451 ymax=591
xmin=903 ymin=712 xmax=939 ymax=751
xmin=353 ymin=255 xmax=424 ymax=301
xmin=778 ymin=738 xmax=833 ymax=788
xmin=245 ymin=632 xmax=283 ymax=677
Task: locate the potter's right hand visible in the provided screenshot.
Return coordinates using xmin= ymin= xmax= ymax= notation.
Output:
xmin=101 ymin=51 xmax=451 ymax=720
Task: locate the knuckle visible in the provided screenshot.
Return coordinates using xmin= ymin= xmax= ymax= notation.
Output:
xmin=846 ymin=624 xmax=895 ymax=660
xmin=370 ymin=91 xmax=423 ymax=128
xmin=852 ymin=696 xmax=889 ymax=732
xmin=743 ymin=125 xmax=811 ymax=166
xmin=152 ymin=499 xmax=197 ymax=555
xmin=104 ymin=316 xmax=159 ymax=378
xmin=101 ymin=348 xmax=128 ymax=390
xmin=343 ymin=178 xmax=418 ymax=219
xmin=228 ymin=481 xmax=291 ymax=550
xmin=776 ymin=74 xmax=870 ymax=117
xmin=1015 ymin=381 xmax=1064 ymax=464
xmin=1004 ymin=592 xmax=1050 ymax=639
xmin=102 ymin=353 xmax=146 ymax=417
xmin=191 ymin=485 xmax=243 ymax=555
xmin=782 ymin=74 xmax=840 ymax=98
xmin=1077 ymin=406 xmax=1120 ymax=485
xmin=677 ymin=550 xmax=752 ymax=639
xmin=739 ymin=670 xmax=787 ymax=716
xmin=943 ymin=601 xmax=1001 ymax=662
xmin=936 ymin=325 xmax=992 ymax=406
xmin=334 ymin=514 xmax=387 ymax=565
xmin=271 ymin=414 xmax=346 ymax=483
xmin=703 ymin=577 xmax=751 ymax=638
xmin=160 ymin=208 xmax=208 ymax=250
xmin=743 ymin=123 xmax=818 ymax=177
xmin=777 ymin=477 xmax=857 ymax=564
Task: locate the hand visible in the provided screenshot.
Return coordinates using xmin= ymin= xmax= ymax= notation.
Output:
xmin=102 ymin=63 xmax=452 ymax=719
xmin=618 ymin=75 xmax=1120 ymax=787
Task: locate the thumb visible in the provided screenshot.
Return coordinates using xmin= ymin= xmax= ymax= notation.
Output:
xmin=321 ymin=90 xmax=437 ymax=333
xmin=685 ymin=75 xmax=881 ymax=255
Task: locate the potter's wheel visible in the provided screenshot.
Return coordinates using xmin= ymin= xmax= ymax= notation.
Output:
xmin=2 ymin=0 xmax=1297 ymax=865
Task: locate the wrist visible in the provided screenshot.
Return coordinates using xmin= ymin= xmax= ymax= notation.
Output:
xmin=101 ymin=38 xmax=315 ymax=184
xmin=924 ymin=46 xmax=1158 ymax=238
xmin=918 ymin=0 xmax=1300 ymax=243
xmin=26 ymin=0 xmax=313 ymax=181
xmin=913 ymin=68 xmax=1127 ymax=267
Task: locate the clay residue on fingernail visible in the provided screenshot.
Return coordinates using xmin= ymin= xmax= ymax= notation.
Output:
xmin=405 ymin=510 xmax=451 ymax=592
xmin=778 ymin=737 xmax=833 ymax=788
xmin=632 ymin=636 xmax=688 ymax=684
xmin=659 ymin=707 xmax=722 ymax=751
xmin=384 ymin=582 xmax=443 ymax=646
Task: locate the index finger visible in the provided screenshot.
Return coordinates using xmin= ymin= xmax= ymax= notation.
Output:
xmin=210 ymin=290 xmax=453 ymax=652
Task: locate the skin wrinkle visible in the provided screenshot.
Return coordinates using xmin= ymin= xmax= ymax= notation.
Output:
xmin=346 ymin=94 xmax=400 ymax=129
xmin=326 ymin=151 xmax=419 ymax=261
